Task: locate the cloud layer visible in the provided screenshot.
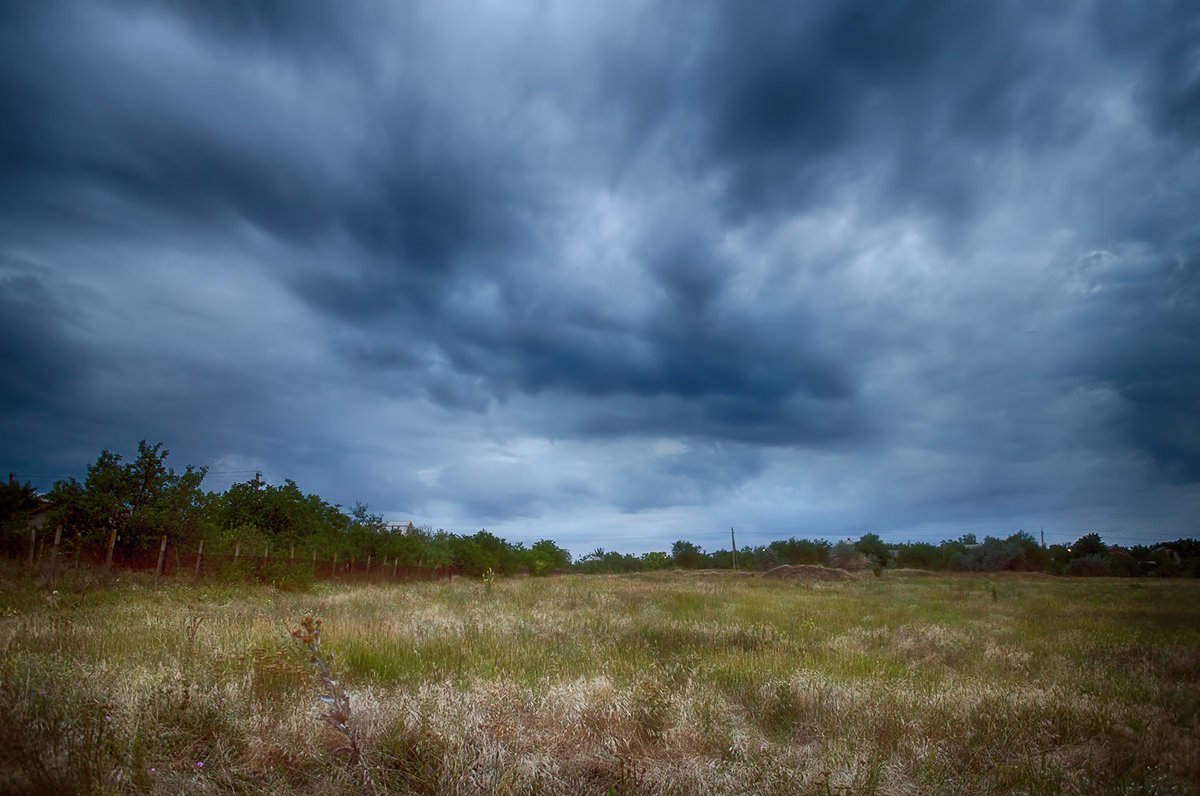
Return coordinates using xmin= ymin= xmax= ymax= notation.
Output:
xmin=3 ymin=1 xmax=1197 ymax=553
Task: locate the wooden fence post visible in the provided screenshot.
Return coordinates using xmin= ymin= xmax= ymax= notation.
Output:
xmin=73 ymin=532 xmax=82 ymax=569
xmin=104 ymin=527 xmax=117 ymax=574
xmin=154 ymin=535 xmax=167 ymax=586
xmin=332 ymin=551 xmax=337 ymax=579
xmin=365 ymin=554 xmax=371 ymax=579
xmin=194 ymin=539 xmax=204 ymax=578
xmin=47 ymin=525 xmax=63 ymax=585
xmin=312 ymin=549 xmax=317 ymax=574
xmin=289 ymin=546 xmax=295 ymax=568
xmin=393 ymin=557 xmax=399 ymax=579
xmin=28 ymin=528 xmax=36 ymax=569
xmin=233 ymin=541 xmax=241 ymax=563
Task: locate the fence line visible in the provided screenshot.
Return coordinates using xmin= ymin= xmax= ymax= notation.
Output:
xmin=17 ymin=537 xmax=458 ymax=584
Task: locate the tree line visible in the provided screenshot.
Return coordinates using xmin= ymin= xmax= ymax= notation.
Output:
xmin=576 ymin=530 xmax=1199 ymax=577
xmin=1 ymin=442 xmax=571 ymax=579
xmin=2 ymin=441 xmax=1196 ymax=580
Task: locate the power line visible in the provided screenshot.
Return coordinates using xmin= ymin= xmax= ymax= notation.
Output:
xmin=6 ymin=467 xmax=266 ymax=483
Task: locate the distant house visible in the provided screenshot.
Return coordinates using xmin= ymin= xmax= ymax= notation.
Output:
xmin=384 ymin=521 xmax=416 ymax=533
xmin=1152 ymin=547 xmax=1182 ymax=566
xmin=27 ymin=498 xmax=53 ymax=530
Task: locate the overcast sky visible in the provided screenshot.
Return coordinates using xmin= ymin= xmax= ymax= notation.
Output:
xmin=2 ymin=1 xmax=1198 ymax=555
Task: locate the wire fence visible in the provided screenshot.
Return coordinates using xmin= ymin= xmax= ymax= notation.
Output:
xmin=16 ymin=529 xmax=458 ymax=585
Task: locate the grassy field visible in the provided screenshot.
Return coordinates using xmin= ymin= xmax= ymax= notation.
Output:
xmin=0 ymin=568 xmax=1197 ymax=795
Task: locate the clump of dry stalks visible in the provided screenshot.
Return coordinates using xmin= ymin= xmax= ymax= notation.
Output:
xmin=292 ymin=614 xmax=375 ymax=790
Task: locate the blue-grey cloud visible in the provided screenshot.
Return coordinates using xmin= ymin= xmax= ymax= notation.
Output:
xmin=1 ymin=0 xmax=1197 ymax=547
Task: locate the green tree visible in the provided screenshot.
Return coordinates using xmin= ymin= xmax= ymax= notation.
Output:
xmin=0 ymin=474 xmax=42 ymax=556
xmin=854 ymin=532 xmax=891 ymax=573
xmin=671 ymin=539 xmax=706 ymax=569
xmin=769 ymin=537 xmax=831 ymax=565
xmin=527 ymin=539 xmax=571 ymax=574
xmin=49 ymin=441 xmax=208 ymax=551
xmin=709 ymin=548 xmax=735 ymax=569
xmin=1006 ymin=530 xmax=1047 ymax=571
xmin=752 ymin=546 xmax=780 ymax=571
xmin=894 ymin=542 xmax=945 ymax=570
xmin=210 ymin=477 xmax=350 ymax=556
xmin=1069 ymin=533 xmax=1107 ymax=559
xmin=1045 ymin=544 xmax=1071 ymax=575
xmin=639 ymin=551 xmax=672 ymax=571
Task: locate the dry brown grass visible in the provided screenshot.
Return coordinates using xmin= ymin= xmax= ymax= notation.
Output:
xmin=761 ymin=564 xmax=855 ymax=581
xmin=0 ymin=568 xmax=1197 ymax=794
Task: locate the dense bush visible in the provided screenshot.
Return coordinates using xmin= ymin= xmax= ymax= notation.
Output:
xmin=769 ymin=537 xmax=831 ymax=565
xmin=829 ymin=542 xmax=868 ymax=572
xmin=1065 ymin=554 xmax=1112 ymax=577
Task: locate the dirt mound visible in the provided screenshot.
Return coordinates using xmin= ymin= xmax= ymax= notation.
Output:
xmin=761 ymin=564 xmax=854 ymax=582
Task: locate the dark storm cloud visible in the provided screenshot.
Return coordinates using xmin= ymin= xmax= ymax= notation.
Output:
xmin=1 ymin=0 xmax=1197 ymax=543
xmin=1060 ymin=251 xmax=1200 ymax=481
xmin=0 ymin=3 xmax=348 ymax=247
xmin=0 ymin=259 xmax=88 ymax=415
xmin=681 ymin=1 xmax=1093 ymax=230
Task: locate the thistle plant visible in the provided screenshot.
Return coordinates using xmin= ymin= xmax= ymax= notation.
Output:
xmin=291 ymin=614 xmax=374 ymax=789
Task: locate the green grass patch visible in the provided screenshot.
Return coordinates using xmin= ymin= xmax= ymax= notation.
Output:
xmin=0 ymin=570 xmax=1196 ymax=794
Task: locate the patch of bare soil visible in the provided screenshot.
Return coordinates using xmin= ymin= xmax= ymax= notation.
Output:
xmin=761 ymin=564 xmax=854 ymax=582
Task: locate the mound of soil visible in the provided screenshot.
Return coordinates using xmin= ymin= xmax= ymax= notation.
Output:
xmin=761 ymin=564 xmax=854 ymax=582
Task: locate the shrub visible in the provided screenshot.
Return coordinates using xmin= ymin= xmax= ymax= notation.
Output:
xmin=220 ymin=552 xmax=315 ymax=590
xmin=1065 ymin=554 xmax=1112 ymax=577
xmin=830 ymin=542 xmax=868 ymax=572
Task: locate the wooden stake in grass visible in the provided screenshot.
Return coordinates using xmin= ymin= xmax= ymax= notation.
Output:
xmin=48 ymin=525 xmax=62 ymax=585
xmin=154 ymin=535 xmax=168 ymax=586
xmin=104 ymin=526 xmax=117 ymax=574
xmin=194 ymin=540 xmax=204 ymax=579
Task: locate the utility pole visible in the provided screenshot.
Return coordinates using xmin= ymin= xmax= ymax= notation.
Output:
xmin=731 ymin=528 xmax=738 ymax=571
xmin=1041 ymin=527 xmax=1045 ymax=548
